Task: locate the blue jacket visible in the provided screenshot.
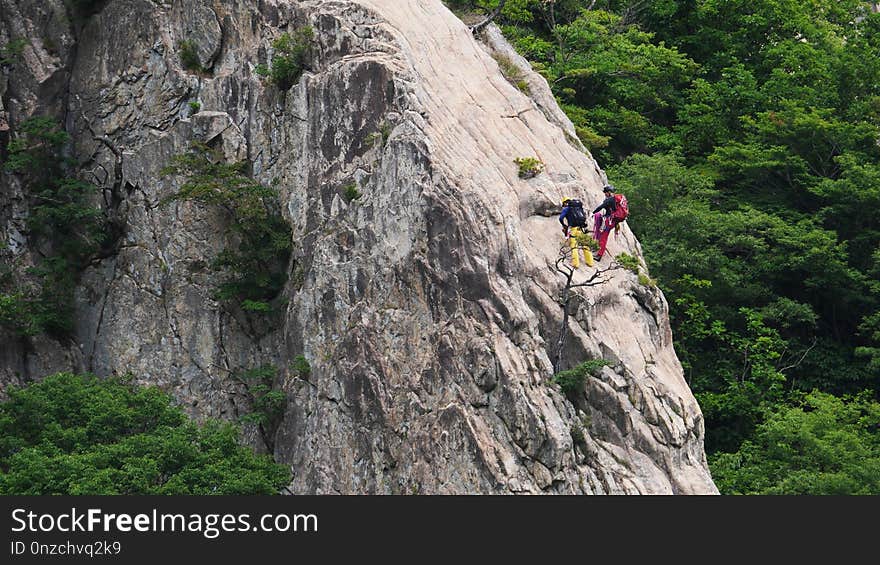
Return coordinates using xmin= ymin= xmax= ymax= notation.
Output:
xmin=559 ymin=206 xmax=571 ymax=226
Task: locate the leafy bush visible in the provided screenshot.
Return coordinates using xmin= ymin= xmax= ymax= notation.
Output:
xmin=365 ymin=122 xmax=392 ymax=148
xmin=178 ymin=40 xmax=202 ymax=72
xmin=241 ymin=299 xmax=271 ymax=313
xmin=553 ymin=359 xmax=609 ymax=397
xmin=570 ymin=423 xmax=586 ymax=444
xmin=493 ymin=52 xmax=530 ymax=94
xmin=615 ymin=252 xmax=640 ymax=273
xmin=291 ymin=355 xmax=311 ymax=380
xmin=573 ymin=231 xmax=598 ymax=251
xmin=0 ymin=39 xmax=27 ymax=66
xmin=514 ymin=156 xmax=544 ymax=178
xmin=638 ymin=272 xmax=657 ymax=288
xmin=0 ymin=373 xmax=290 ymax=494
xmin=343 ymin=183 xmax=361 ymax=202
xmin=0 ymin=290 xmax=38 ymax=336
xmin=255 ymin=27 xmax=314 ymax=90
xmin=232 ymin=365 xmax=287 ymax=452
xmin=233 ymin=366 xmax=286 ymax=426
xmin=4 ymin=117 xmax=69 ymax=178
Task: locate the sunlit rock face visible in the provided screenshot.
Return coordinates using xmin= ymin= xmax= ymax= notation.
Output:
xmin=0 ymin=0 xmax=717 ymax=494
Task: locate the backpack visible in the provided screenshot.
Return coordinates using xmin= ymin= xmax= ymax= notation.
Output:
xmin=612 ymin=193 xmax=628 ymax=221
xmin=566 ymin=199 xmax=587 ymax=227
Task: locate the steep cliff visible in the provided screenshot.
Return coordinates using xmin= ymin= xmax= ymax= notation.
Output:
xmin=0 ymin=0 xmax=718 ymax=494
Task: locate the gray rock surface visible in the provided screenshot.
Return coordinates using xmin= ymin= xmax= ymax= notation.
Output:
xmin=0 ymin=0 xmax=718 ymax=494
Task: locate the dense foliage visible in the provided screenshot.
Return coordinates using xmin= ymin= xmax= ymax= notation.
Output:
xmin=0 ymin=373 xmax=290 ymax=494
xmin=1 ymin=117 xmax=106 ymax=338
xmin=711 ymin=391 xmax=880 ymax=494
xmin=451 ymin=0 xmax=880 ymax=492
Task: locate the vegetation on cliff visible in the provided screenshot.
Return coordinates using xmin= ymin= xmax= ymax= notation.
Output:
xmin=1 ymin=118 xmax=106 ymax=339
xmin=161 ymin=142 xmax=293 ymax=316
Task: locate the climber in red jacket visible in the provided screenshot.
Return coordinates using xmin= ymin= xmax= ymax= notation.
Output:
xmin=592 ymin=184 xmax=628 ymax=262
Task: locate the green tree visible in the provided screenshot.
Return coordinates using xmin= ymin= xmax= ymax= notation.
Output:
xmin=553 ymin=359 xmax=608 ymax=400
xmin=0 ymin=373 xmax=290 ymax=494
xmin=1 ymin=118 xmax=105 ymax=338
xmin=161 ymin=143 xmax=292 ymax=313
xmin=232 ymin=365 xmax=287 ymax=452
xmin=710 ymin=390 xmax=880 ymax=494
xmin=254 ymin=27 xmax=314 ymax=90
xmin=504 ymin=8 xmax=697 ymax=162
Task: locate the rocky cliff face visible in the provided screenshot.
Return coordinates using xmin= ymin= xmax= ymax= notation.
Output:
xmin=0 ymin=0 xmax=718 ymax=494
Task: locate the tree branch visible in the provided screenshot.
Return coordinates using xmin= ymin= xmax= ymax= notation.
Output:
xmin=552 ymin=243 xmax=620 ymax=373
xmin=778 ymin=337 xmax=818 ymax=374
xmin=621 ymin=0 xmax=651 ymax=26
xmin=76 ymin=95 xmax=124 ymax=207
xmin=470 ymin=0 xmax=507 ymax=34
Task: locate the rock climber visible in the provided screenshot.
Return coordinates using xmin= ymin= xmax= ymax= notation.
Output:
xmin=592 ymin=184 xmax=628 ymax=262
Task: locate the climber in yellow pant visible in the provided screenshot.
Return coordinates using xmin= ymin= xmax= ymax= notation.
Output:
xmin=566 ymin=226 xmax=594 ymax=268
xmin=560 ymin=197 xmax=594 ymax=269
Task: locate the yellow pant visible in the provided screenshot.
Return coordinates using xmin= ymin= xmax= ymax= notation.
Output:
xmin=568 ymin=227 xmax=594 ymax=268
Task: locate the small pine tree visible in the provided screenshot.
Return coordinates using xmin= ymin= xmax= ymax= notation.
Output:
xmin=255 ymin=27 xmax=314 ymax=90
